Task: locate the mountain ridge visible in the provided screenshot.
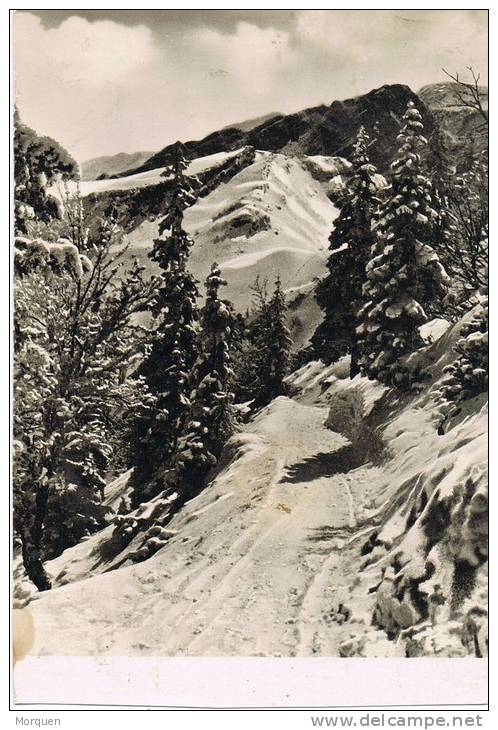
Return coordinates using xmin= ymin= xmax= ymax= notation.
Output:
xmin=417 ymin=80 xmax=487 ymax=163
xmin=221 ymin=111 xmax=282 ymax=133
xmin=79 ymin=80 xmax=488 ymax=186
xmin=114 ymin=84 xmax=435 ymax=178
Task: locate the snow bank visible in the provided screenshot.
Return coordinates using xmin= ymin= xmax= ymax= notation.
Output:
xmin=186 ymin=148 xmax=246 ymax=176
xmin=325 ymin=323 xmax=486 ymax=657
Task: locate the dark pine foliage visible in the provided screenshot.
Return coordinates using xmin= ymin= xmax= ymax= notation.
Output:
xmin=312 ymin=126 xmax=382 ymax=376
xmin=170 ymin=263 xmax=236 ymax=502
xmin=130 ymin=151 xmax=201 ymax=504
xmin=357 ymin=102 xmax=449 ymax=390
xmin=243 ymin=276 xmax=292 ymax=408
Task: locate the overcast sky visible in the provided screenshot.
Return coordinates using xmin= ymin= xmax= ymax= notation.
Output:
xmin=13 ymin=9 xmax=488 ymax=164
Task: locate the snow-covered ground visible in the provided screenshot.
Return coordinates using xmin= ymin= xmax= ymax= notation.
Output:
xmin=14 ymin=314 xmax=487 ymax=658
xmin=16 ymin=396 xmax=385 ymax=656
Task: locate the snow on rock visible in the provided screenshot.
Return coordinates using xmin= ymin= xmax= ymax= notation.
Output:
xmin=103 ymin=469 xmax=134 ymax=512
xmin=419 ymin=318 xmax=451 ymax=344
xmin=286 ymin=357 xmax=388 ymax=417
xmin=303 ymin=155 xmax=352 ymax=179
xmin=303 ymin=156 xmax=387 ymax=200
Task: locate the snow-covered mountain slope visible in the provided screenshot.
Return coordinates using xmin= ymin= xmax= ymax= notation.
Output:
xmin=55 ymin=149 xmax=247 ymax=197
xmin=15 ymin=314 xmax=487 ymax=658
xmin=183 ymin=152 xmax=335 ymax=309
xmin=122 ymin=152 xmax=337 ymax=342
xmin=53 ymin=151 xmax=336 ymax=347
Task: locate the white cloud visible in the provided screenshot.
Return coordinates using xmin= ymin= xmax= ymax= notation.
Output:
xmin=13 ymin=13 xmax=161 ymax=160
xmin=12 ymin=10 xmax=488 ymax=162
xmin=14 ymin=13 xmax=158 ymax=86
xmin=295 ymin=10 xmax=488 ymax=83
xmin=193 ymin=22 xmax=293 ymax=95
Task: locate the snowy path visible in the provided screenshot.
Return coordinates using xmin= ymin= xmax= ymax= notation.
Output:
xmin=26 ymin=397 xmax=379 ymax=657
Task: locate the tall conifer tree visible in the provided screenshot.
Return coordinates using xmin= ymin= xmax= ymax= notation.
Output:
xmin=312 ymin=126 xmax=381 ymax=376
xmin=171 ymin=263 xmax=236 ymax=501
xmin=357 ymin=102 xmax=449 ymax=389
xmin=247 ymin=276 xmax=292 ymax=407
xmin=131 ymin=151 xmax=200 ymax=502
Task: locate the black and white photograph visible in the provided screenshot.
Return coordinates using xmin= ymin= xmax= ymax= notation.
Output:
xmin=9 ymin=6 xmax=489 ymax=710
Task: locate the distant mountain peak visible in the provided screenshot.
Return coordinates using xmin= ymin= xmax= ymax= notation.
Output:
xmin=80 ymin=150 xmax=154 ymax=181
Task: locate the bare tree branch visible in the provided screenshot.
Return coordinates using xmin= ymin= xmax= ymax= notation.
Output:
xmin=442 ymin=67 xmax=488 ymax=125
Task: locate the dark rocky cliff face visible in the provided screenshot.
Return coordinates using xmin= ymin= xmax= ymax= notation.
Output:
xmin=117 ymin=84 xmax=435 ymax=178
xmin=418 ymin=82 xmax=487 ymax=168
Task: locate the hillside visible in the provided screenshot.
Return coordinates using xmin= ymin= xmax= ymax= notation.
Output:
xmin=125 ymin=152 xmax=336 ymax=347
xmin=14 ymin=313 xmax=487 ymax=658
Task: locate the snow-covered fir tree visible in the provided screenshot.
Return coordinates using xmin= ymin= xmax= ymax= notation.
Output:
xmin=357 ymin=101 xmax=449 ymax=390
xmin=245 ymin=276 xmax=292 ymax=407
xmin=438 ymin=263 xmax=488 ymax=425
xmin=170 ymin=263 xmax=236 ymax=502
xmin=131 ymin=151 xmax=200 ymax=503
xmin=232 ymin=277 xmax=269 ymax=403
xmin=312 ymin=126 xmax=382 ymax=376
xmin=13 ymin=212 xmax=156 ymax=590
xmin=264 ymin=277 xmax=292 ymax=402
xmin=230 ymin=313 xmax=253 ymax=405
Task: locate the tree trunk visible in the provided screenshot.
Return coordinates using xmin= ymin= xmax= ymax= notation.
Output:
xmin=20 ymin=530 xmax=51 ymax=591
xmin=20 ymin=482 xmax=52 ymax=592
xmin=350 ymin=344 xmax=360 ymax=379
